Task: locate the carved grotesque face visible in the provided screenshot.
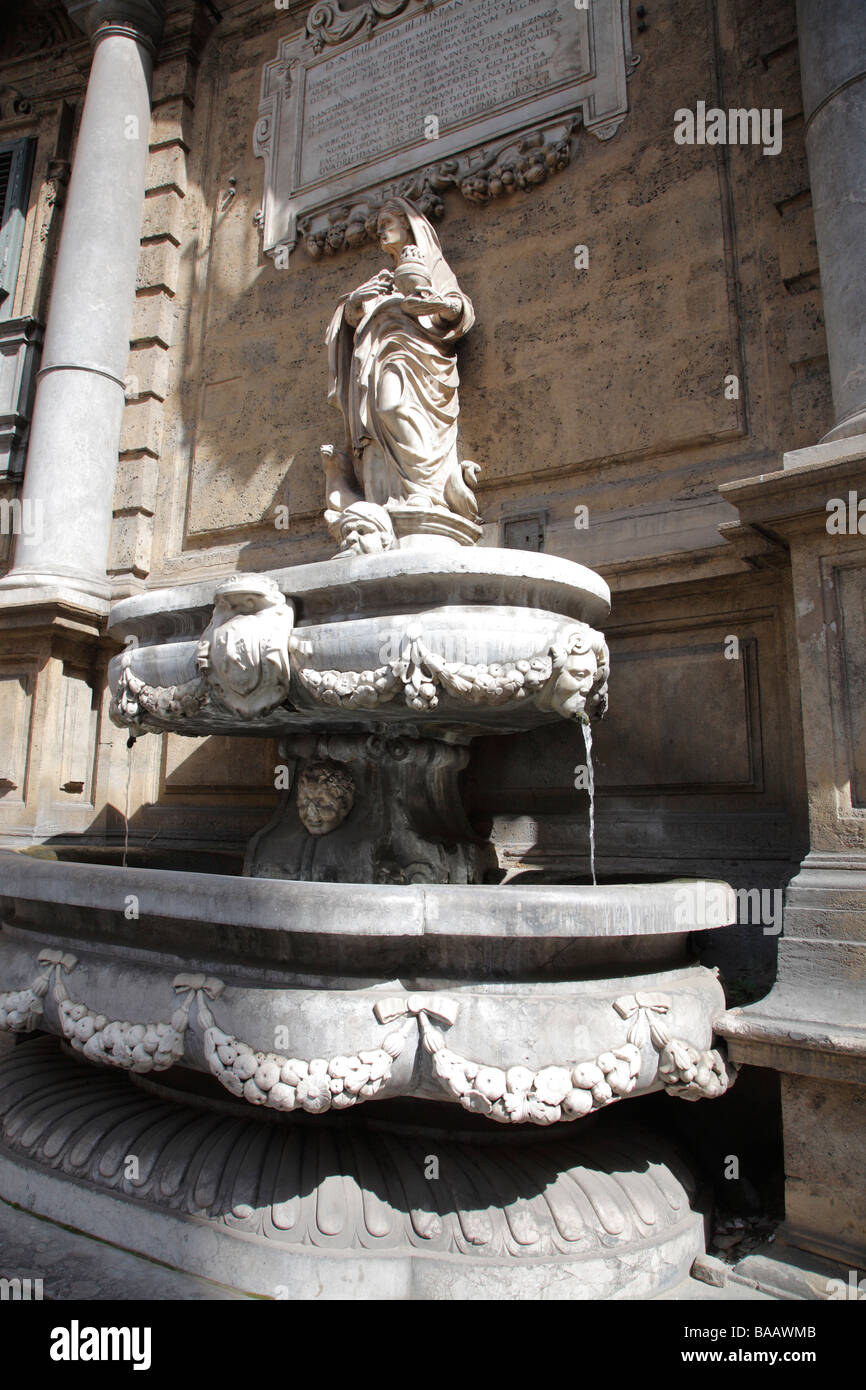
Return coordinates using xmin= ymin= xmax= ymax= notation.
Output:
xmin=337 ymin=502 xmax=396 ymax=556
xmin=212 ymin=579 xmax=284 ymax=624
xmin=296 ymin=760 xmax=355 ymax=836
xmin=342 ymin=517 xmax=389 ymax=555
xmin=344 ymin=519 xmax=379 ymax=553
xmin=214 ymin=594 xmax=258 ymax=619
xmin=377 ymin=208 xmax=411 ymax=257
xmin=563 ymin=649 xmax=597 ymax=694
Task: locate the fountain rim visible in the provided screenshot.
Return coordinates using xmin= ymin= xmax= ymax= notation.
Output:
xmin=106 ymin=548 xmax=611 ymax=636
xmin=0 ymin=853 xmax=734 ymax=939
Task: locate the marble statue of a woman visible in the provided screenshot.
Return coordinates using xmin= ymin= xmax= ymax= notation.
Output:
xmin=322 ymin=197 xmax=481 ymax=553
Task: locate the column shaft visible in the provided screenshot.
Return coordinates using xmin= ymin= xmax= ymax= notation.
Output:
xmin=3 ymin=25 xmax=155 ymax=603
xmin=797 ymin=0 xmax=866 ymax=443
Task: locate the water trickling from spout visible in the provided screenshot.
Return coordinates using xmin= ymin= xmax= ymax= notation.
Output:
xmin=122 ymin=735 xmax=135 ymax=870
xmin=582 ymin=718 xmax=597 ymax=887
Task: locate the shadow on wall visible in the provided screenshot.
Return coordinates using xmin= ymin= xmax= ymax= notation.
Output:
xmin=625 ymin=1065 xmax=785 ymax=1225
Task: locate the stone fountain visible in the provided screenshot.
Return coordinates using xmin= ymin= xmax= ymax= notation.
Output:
xmin=0 ymin=198 xmax=736 ymax=1299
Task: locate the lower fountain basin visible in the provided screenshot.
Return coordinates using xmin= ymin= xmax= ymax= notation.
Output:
xmin=0 ymin=853 xmax=736 ymax=1126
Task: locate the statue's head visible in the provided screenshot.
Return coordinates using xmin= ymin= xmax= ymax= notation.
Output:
xmin=296 ymin=759 xmax=355 ymax=836
xmin=377 ymin=202 xmax=412 ymax=259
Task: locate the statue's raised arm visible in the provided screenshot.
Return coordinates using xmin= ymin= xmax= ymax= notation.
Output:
xmin=322 ymin=197 xmax=481 ymax=555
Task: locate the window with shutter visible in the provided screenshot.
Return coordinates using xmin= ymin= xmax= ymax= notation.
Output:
xmin=0 ymin=138 xmax=35 ymax=317
xmin=0 ymin=150 xmax=13 ymax=218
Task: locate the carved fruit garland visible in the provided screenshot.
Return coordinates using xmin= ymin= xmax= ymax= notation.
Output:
xmin=0 ymin=957 xmax=736 ymax=1119
xmin=297 ymin=623 xmax=609 ymax=719
xmin=197 ymin=981 xmax=418 ymax=1114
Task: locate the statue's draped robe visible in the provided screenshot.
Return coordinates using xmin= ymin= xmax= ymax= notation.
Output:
xmin=326 ymin=200 xmax=477 ymax=519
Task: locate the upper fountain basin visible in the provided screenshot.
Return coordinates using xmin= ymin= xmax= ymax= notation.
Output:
xmin=107 ymin=548 xmax=611 ymax=737
xmin=108 ymin=548 xmax=610 ymax=636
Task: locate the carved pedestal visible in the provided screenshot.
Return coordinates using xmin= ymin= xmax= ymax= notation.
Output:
xmin=0 ymin=1036 xmax=705 ymax=1300
xmin=246 ymin=730 xmax=487 ymax=884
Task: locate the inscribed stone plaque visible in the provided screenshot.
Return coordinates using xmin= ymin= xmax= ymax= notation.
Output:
xmin=255 ymin=0 xmax=636 ymax=257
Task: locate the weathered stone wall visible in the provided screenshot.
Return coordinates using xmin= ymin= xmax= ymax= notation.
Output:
xmin=128 ymin=0 xmax=827 ymax=569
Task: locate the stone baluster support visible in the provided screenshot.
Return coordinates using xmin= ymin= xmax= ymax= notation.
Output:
xmin=0 ymin=0 xmax=165 ymax=614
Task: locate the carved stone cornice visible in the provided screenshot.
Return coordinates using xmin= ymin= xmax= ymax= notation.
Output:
xmin=63 ymin=0 xmax=166 ymax=49
xmin=719 ymin=438 xmax=866 ymax=535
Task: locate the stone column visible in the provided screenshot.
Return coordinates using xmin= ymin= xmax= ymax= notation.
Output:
xmin=718 ymin=443 xmax=866 ymax=1267
xmin=0 ymin=0 xmax=165 ymax=612
xmin=719 ymin=0 xmax=866 ymax=1265
xmin=797 ymin=0 xmax=866 ymax=444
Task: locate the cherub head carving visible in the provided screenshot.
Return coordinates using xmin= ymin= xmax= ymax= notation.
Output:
xmin=296 ymin=759 xmax=355 ymax=836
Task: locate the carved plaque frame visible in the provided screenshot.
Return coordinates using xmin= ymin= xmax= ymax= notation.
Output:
xmin=254 ymin=0 xmax=637 ymax=258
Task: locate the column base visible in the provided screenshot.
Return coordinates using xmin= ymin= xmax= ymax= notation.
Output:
xmin=821 ymin=411 xmax=866 ymax=448
xmin=0 ymin=567 xmax=111 ymax=621
xmin=782 ymin=432 xmax=866 ymax=471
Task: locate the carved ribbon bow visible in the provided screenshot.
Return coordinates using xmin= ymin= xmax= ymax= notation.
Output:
xmin=374 ymin=993 xmax=459 ymax=1026
xmin=37 ymin=949 xmax=77 ymax=971
xmin=173 ymin=974 xmax=226 ymax=1032
xmin=613 ymin=991 xmax=672 ymax=1050
xmin=374 ymin=993 xmax=459 ymax=1054
xmin=37 ymin=950 xmax=78 ymax=1006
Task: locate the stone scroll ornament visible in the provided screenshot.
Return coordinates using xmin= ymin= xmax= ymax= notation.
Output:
xmin=0 ymin=958 xmax=735 ymax=1122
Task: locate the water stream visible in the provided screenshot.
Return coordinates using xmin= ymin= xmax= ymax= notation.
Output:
xmin=122 ymin=735 xmax=135 ymax=870
xmin=582 ymin=719 xmax=597 ymax=887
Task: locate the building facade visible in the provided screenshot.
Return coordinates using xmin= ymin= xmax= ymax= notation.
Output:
xmin=0 ymin=0 xmax=864 ymax=1287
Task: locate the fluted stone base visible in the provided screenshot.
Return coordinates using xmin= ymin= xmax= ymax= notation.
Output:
xmin=0 ymin=1037 xmax=706 ymax=1300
